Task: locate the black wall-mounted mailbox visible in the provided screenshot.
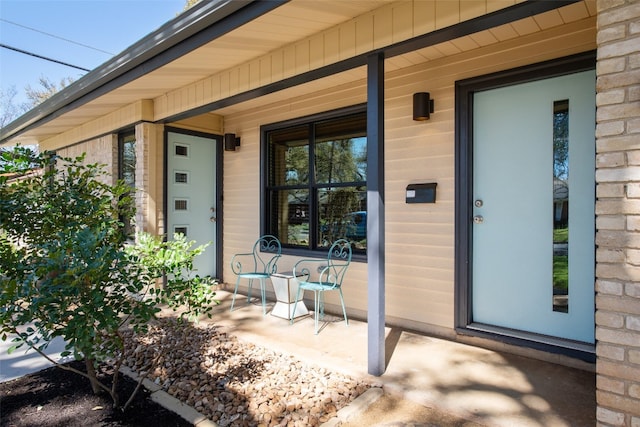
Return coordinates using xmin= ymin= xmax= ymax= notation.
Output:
xmin=406 ymin=183 xmax=437 ymax=203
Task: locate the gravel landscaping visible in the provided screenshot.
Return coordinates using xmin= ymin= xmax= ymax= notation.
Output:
xmin=121 ymin=317 xmax=374 ymax=426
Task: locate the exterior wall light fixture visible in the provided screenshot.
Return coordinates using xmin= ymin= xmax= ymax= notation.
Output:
xmin=224 ymin=133 xmax=241 ymax=151
xmin=413 ymin=92 xmax=435 ymax=121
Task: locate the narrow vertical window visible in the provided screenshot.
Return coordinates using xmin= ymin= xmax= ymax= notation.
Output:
xmin=119 ymin=132 xmax=136 ymax=188
xmin=119 ymin=130 xmax=136 ymax=236
xmin=553 ymin=100 xmax=569 ymax=313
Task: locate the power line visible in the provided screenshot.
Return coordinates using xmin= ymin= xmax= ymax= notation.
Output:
xmin=0 ymin=43 xmax=90 ymax=72
xmin=0 ymin=18 xmax=115 ymax=56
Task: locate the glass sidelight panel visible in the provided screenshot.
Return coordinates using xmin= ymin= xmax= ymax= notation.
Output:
xmin=553 ymin=100 xmax=569 ymax=313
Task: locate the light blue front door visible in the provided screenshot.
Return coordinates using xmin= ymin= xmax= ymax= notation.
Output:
xmin=472 ymin=70 xmax=595 ymax=343
xmin=167 ymin=131 xmax=218 ymax=278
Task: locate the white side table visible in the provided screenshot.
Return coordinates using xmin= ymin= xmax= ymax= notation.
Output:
xmin=270 ymin=272 xmax=309 ymax=319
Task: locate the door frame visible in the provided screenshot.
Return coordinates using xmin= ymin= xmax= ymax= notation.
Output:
xmin=164 ymin=126 xmax=224 ymax=281
xmin=454 ymin=51 xmax=596 ymax=361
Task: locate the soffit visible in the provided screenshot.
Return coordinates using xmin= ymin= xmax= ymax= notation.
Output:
xmin=17 ymin=0 xmax=397 ymax=143
xmin=16 ymin=0 xmax=595 ymax=144
xmin=212 ymin=0 xmax=596 ymax=117
xmin=384 ymin=0 xmax=596 ymax=71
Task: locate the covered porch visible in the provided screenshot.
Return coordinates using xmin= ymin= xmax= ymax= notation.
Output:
xmin=200 ymin=288 xmax=595 ymax=426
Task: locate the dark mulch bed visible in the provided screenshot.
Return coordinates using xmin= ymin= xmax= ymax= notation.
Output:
xmin=0 ymin=361 xmax=192 ymax=427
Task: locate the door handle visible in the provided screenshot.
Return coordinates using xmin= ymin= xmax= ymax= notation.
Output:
xmin=210 ymin=217 xmax=216 ymax=222
xmin=473 ymin=215 xmax=484 ymax=224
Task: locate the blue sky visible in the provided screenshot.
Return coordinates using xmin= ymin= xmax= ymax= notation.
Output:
xmin=0 ymin=0 xmax=186 ymax=108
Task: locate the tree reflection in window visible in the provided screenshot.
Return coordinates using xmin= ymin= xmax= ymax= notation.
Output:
xmin=553 ymin=100 xmax=569 ymax=313
xmin=120 ymin=133 xmax=136 ymax=188
xmin=265 ymin=110 xmax=367 ymax=252
xmin=119 ymin=131 xmax=136 ymax=237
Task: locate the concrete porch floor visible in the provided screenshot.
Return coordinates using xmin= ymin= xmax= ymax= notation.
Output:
xmin=201 ymin=288 xmax=595 ymax=427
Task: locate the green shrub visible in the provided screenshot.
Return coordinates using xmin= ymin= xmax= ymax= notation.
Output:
xmin=0 ymin=147 xmax=217 ymax=409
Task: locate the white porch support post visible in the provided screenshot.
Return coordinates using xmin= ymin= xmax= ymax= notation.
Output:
xmin=367 ymin=52 xmax=386 ymax=376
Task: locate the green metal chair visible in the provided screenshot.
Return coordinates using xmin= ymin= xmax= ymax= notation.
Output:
xmin=291 ymin=239 xmax=352 ymax=334
xmin=230 ymin=235 xmax=281 ymax=315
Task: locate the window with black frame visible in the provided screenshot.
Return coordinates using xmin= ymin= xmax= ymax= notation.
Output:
xmin=118 ymin=130 xmax=136 ymax=236
xmin=119 ymin=132 xmax=136 ymax=188
xmin=265 ymin=109 xmax=367 ymax=254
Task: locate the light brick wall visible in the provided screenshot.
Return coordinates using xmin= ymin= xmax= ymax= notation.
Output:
xmin=55 ymin=135 xmax=118 ymax=186
xmin=596 ymin=0 xmax=640 ymax=425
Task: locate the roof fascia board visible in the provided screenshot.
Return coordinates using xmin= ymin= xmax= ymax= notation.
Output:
xmin=1 ymin=0 xmax=289 ymax=143
xmin=164 ymin=0 xmax=582 ymax=122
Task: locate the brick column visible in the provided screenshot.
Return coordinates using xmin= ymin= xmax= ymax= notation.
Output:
xmin=134 ymin=122 xmax=164 ymax=236
xmin=595 ymin=0 xmax=640 ymax=426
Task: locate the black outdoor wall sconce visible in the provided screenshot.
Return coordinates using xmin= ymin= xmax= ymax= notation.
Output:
xmin=413 ymin=92 xmax=435 ymax=121
xmin=224 ymin=133 xmax=241 ymax=151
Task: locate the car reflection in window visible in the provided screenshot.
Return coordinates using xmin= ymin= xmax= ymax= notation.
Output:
xmin=321 ymin=211 xmax=366 ymax=246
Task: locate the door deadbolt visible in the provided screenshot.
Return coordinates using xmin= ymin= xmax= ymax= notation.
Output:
xmin=474 ymin=199 xmax=483 ymax=208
